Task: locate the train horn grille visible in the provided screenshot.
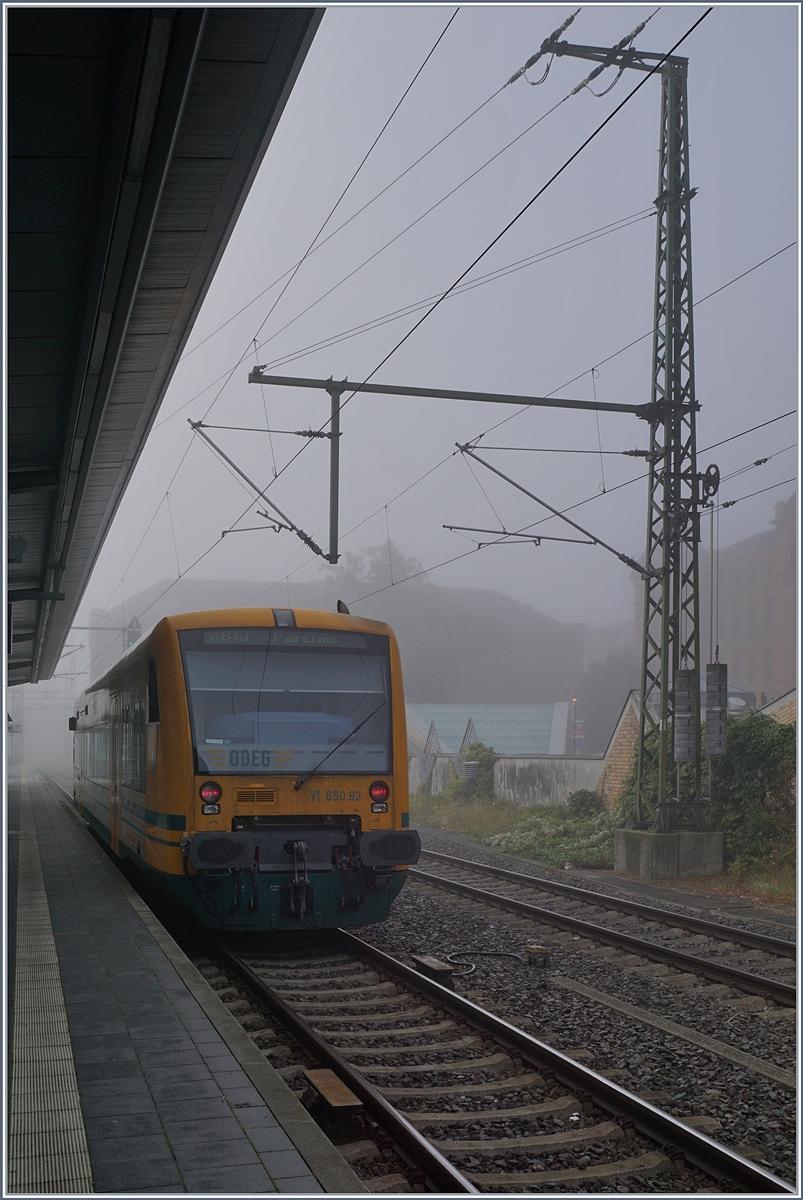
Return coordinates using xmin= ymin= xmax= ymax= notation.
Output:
xmin=235 ymin=787 xmax=278 ymax=805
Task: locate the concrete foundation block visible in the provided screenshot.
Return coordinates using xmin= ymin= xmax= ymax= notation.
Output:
xmin=676 ymin=831 xmax=725 ymax=877
xmin=614 ymin=829 xmax=724 ymax=880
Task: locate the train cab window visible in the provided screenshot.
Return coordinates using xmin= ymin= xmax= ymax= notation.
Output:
xmin=148 ymin=659 xmax=160 ymax=723
xmin=178 ymin=627 xmax=391 ymax=776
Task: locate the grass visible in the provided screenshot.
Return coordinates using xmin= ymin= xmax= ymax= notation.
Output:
xmin=410 ymin=790 xmax=523 ymax=843
xmin=411 ymin=789 xmax=618 ymax=870
xmin=665 ymin=864 xmax=796 ymax=908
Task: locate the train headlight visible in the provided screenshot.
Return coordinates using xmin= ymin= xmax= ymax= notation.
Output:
xmin=369 ymin=780 xmax=389 ymax=812
xmin=200 ymin=781 xmax=222 ymax=814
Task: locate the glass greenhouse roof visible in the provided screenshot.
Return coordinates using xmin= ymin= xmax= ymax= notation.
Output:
xmin=407 ymin=703 xmax=558 ymax=756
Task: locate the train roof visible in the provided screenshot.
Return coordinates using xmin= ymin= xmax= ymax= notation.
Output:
xmin=83 ymin=607 xmax=396 ymax=695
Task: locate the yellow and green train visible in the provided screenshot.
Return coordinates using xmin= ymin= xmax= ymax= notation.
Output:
xmin=71 ymin=608 xmax=420 ymax=929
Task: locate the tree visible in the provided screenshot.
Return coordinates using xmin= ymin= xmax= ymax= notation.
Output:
xmin=325 ymin=541 xmax=429 ymax=598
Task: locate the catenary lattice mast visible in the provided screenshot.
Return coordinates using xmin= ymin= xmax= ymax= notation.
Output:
xmin=549 ymin=36 xmax=718 ymax=828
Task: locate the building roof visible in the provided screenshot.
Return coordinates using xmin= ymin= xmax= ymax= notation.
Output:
xmin=407 ymin=702 xmax=569 ymax=756
xmin=7 ymin=7 xmax=322 ymax=686
xmin=759 ymin=688 xmax=796 ymax=722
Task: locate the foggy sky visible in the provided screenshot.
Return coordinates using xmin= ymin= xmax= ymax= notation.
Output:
xmin=73 ymin=3 xmax=797 ymax=658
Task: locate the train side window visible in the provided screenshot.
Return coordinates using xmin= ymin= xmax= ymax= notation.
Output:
xmin=122 ymin=697 xmax=146 ymax=793
xmin=148 ymin=659 xmax=160 ymax=723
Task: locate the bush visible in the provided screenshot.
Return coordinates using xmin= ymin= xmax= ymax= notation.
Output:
xmin=488 ymin=805 xmax=616 ymax=869
xmin=705 ymin=712 xmax=796 ymax=874
xmin=442 ymin=742 xmax=497 ymax=803
xmin=567 ymin=788 xmax=605 ymax=818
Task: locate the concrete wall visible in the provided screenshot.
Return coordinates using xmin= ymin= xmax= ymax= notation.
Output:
xmin=410 ymin=753 xmax=603 ymax=808
xmin=494 ymin=756 xmax=604 ymax=808
xmin=408 ymin=754 xmax=457 ymax=795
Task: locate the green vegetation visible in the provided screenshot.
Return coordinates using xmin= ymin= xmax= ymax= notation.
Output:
xmin=616 ymin=712 xmax=796 ymax=897
xmin=411 ymin=743 xmax=520 ymax=842
xmin=411 ymin=742 xmax=620 ymax=869
xmin=703 ymin=712 xmax=795 ymax=902
xmin=488 ymin=804 xmax=618 ymax=869
xmin=410 ymin=716 xmax=796 ymax=899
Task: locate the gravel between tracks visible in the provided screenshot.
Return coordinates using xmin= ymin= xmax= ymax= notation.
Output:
xmin=356 ymin=881 xmax=796 ymax=1183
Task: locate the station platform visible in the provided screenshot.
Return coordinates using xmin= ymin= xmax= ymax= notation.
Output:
xmin=7 ymin=768 xmax=365 ymax=1194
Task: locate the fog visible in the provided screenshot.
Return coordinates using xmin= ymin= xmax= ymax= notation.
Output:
xmin=21 ymin=5 xmax=798 ymax=756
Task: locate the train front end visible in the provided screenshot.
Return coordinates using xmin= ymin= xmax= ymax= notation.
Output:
xmin=158 ymin=608 xmax=420 ymax=929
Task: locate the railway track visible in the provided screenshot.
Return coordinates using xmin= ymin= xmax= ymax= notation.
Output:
xmin=411 ymin=852 xmax=796 ymax=1008
xmin=46 ymin=776 xmax=794 ymax=1190
xmin=202 ymin=932 xmax=793 ymax=1194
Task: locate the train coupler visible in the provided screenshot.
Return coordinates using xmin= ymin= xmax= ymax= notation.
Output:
xmin=280 ymin=881 xmax=314 ymax=918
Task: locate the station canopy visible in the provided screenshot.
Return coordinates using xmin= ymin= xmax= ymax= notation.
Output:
xmin=7 ymin=7 xmax=322 ymax=685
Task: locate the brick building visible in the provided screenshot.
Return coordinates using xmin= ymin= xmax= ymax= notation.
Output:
xmin=595 ymin=691 xmax=641 ymax=808
xmin=760 ymin=688 xmax=796 ymax=725
xmin=700 ymin=491 xmax=796 ymax=704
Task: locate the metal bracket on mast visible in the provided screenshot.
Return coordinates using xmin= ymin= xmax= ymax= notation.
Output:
xmin=188 ymin=420 xmax=329 ymax=560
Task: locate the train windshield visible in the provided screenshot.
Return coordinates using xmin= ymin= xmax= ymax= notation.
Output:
xmin=179 ymin=628 xmax=391 ymax=775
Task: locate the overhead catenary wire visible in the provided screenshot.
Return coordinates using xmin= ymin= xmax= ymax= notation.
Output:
xmin=191 ymin=33 xmax=626 ymax=530
xmin=248 ymin=8 xmax=462 ymax=355
xmin=481 ymin=411 xmax=797 ymax=457
xmin=719 ymin=444 xmax=794 ymax=484
xmin=458 ymin=418 xmax=796 ymax=545
xmin=273 ymin=6 xmax=714 ymax=463
xmin=182 ymin=15 xmax=466 ymax=434
xmin=717 ymin=477 xmax=796 ymax=511
xmin=252 ymin=210 xmax=655 ymax=376
xmin=85 ymin=378 xmax=794 ymax=679
xmin=180 ymin=7 xmax=588 ymax=371
xmin=703 ymin=410 xmax=796 ymax=453
xmin=247 ymin=89 xmax=577 ymax=369
xmin=157 ymin=232 xmax=795 ymax=438
xmin=131 ymin=14 xmax=609 ymax=614
xmin=180 ymin=12 xmax=511 ymax=366
xmin=154 ymin=53 xmax=789 ymax=578
xmin=158 ymin=215 xmax=653 ymax=423
xmin=247 ymin=12 xmax=690 ymax=381
xmin=468 ymin=242 xmax=796 ymax=446
xmin=350 ymin=466 xmax=796 ymax=609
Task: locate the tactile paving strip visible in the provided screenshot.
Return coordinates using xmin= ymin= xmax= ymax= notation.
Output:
xmin=7 ymin=772 xmax=94 ymax=1193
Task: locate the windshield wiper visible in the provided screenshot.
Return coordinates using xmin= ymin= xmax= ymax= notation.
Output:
xmin=293 ymin=699 xmax=388 ymax=791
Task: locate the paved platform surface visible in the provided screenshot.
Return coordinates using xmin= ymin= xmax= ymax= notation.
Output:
xmin=8 ymin=769 xmax=364 ymax=1194
xmin=417 ymin=826 xmax=796 ymax=928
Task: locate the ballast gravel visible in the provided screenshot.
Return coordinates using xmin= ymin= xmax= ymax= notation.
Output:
xmin=357 ymin=879 xmax=796 ymax=1183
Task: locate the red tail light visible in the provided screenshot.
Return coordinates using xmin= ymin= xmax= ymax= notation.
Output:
xmin=369 ymin=781 xmax=389 ymax=803
xmin=199 ymin=781 xmax=222 ymax=804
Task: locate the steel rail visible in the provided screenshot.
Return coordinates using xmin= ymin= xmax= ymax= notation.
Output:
xmin=420 ymin=849 xmax=796 ymax=957
xmin=410 ymin=867 xmax=796 ymax=1008
xmin=340 ymin=931 xmax=794 ymax=1194
xmin=209 ymin=935 xmax=477 ymax=1194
